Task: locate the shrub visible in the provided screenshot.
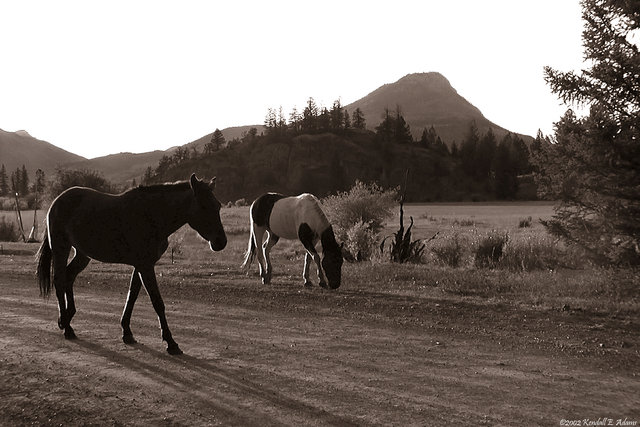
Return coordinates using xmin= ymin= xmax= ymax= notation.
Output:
xmin=0 ymin=216 xmax=18 ymax=242
xmin=323 ymin=181 xmax=397 ymax=261
xmin=498 ymin=234 xmax=557 ymax=271
xmin=234 ymin=198 xmax=248 ymax=207
xmin=345 ymin=221 xmax=378 ymax=261
xmin=453 ymin=218 xmax=475 ymax=227
xmin=498 ymin=234 xmax=583 ymax=271
xmin=49 ymin=168 xmax=114 ymax=199
xmin=518 ymin=216 xmax=532 ymax=228
xmin=474 ymin=230 xmax=509 ymax=268
xmin=431 ymin=232 xmax=465 ymax=267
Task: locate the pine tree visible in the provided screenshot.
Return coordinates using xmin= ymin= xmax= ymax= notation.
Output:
xmin=352 ymin=108 xmax=366 ymax=130
xmin=476 ymin=128 xmax=497 ymax=180
xmin=20 ymin=165 xmax=29 ymax=195
xmin=205 ymin=128 xmax=226 ymax=153
xmin=0 ymin=164 xmax=8 ymax=196
xmin=393 ymin=106 xmax=413 ymax=144
xmin=34 ymin=169 xmax=45 ymax=194
xmin=535 ymin=0 xmax=640 ymax=264
xmin=302 ymin=97 xmax=319 ymax=133
xmin=330 ymin=99 xmax=344 ymax=131
xmin=459 ymin=121 xmax=480 ymax=177
xmin=419 ymin=126 xmax=437 ymax=149
xmin=343 ymin=109 xmax=351 ymax=129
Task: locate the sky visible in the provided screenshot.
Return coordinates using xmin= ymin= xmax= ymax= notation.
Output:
xmin=0 ymin=1 xmax=587 ymax=159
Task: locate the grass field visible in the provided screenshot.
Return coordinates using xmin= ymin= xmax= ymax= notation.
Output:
xmin=1 ymin=201 xmax=637 ymax=316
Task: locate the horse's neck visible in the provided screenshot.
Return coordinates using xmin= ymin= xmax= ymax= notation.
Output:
xmin=141 ymin=187 xmax=192 ymax=236
xmin=307 ymin=199 xmax=330 ymax=233
xmin=320 ymin=226 xmax=339 ymax=253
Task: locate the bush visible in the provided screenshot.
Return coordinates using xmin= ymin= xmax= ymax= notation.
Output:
xmin=0 ymin=197 xmax=27 ymax=211
xmin=518 ymin=216 xmax=532 ymax=228
xmin=431 ymin=232 xmax=465 ymax=267
xmin=323 ymin=181 xmax=397 ymax=261
xmin=0 ymin=216 xmax=18 ymax=242
xmin=345 ymin=221 xmax=378 ymax=261
xmin=498 ymin=234 xmax=559 ymax=271
xmin=474 ymin=230 xmax=509 ymax=268
xmin=49 ymin=168 xmax=114 ymax=199
xmin=234 ymin=198 xmax=248 ymax=207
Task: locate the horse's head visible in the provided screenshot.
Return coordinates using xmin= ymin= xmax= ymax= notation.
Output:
xmin=321 ymin=230 xmax=344 ymax=289
xmin=321 ymin=247 xmax=343 ymax=289
xmin=188 ymin=173 xmax=227 ymax=251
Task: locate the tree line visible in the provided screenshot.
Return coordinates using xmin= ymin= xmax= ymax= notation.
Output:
xmin=144 ymin=97 xmax=534 ymax=201
xmin=0 ymin=164 xmax=45 ymax=198
xmin=0 ymin=165 xmax=113 ymax=209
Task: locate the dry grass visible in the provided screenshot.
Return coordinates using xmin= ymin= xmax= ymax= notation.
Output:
xmin=2 ymin=202 xmax=638 ymax=314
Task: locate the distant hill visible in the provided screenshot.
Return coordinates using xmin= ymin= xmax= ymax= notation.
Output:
xmin=183 ymin=125 xmax=266 ymax=152
xmin=2 ymin=72 xmax=534 ymax=187
xmin=346 ymin=72 xmax=521 ymax=145
xmin=67 ymin=150 xmax=168 ymax=185
xmin=0 ymin=128 xmax=86 ymax=176
xmin=75 ymin=126 xmax=265 ymax=184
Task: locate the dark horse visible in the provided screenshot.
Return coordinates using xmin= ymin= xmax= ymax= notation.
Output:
xmin=241 ymin=193 xmax=343 ymax=289
xmin=36 ymin=174 xmax=226 ymax=355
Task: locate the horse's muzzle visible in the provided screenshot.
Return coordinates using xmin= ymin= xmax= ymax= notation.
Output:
xmin=209 ymin=236 xmax=227 ymax=251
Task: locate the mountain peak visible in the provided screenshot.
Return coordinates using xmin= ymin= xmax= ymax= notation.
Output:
xmin=397 ymin=72 xmax=452 ymax=86
xmin=346 ymin=71 xmax=504 ymax=144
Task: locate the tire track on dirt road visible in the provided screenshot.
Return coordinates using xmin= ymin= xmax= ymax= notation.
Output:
xmin=0 ymin=290 xmax=362 ymax=426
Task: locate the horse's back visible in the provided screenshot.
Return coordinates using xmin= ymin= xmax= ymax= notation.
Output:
xmin=48 ymin=187 xmax=107 ymax=224
xmin=46 ymin=187 xmax=144 ymax=263
xmin=250 ymin=193 xmax=285 ymax=229
xmin=269 ymin=193 xmax=329 ymax=240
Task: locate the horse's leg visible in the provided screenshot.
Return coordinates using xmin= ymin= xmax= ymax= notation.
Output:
xmin=298 ymin=224 xmax=327 ymax=288
xmin=263 ymin=232 xmax=279 ymax=284
xmin=311 ymin=250 xmax=328 ymax=288
xmin=252 ymin=225 xmax=269 ymax=284
xmin=63 ymin=251 xmax=90 ymax=327
xmin=51 ymin=243 xmax=74 ymax=338
xmin=138 ymin=266 xmax=182 ymax=355
xmin=302 ymin=252 xmax=313 ymax=287
xmin=120 ymin=268 xmax=143 ymax=344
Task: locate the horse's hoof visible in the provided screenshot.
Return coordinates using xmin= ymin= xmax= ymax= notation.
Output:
xmin=167 ymin=344 xmax=183 ymax=355
xmin=123 ymin=334 xmax=137 ymax=345
xmin=319 ymin=281 xmax=328 ymax=289
xmin=303 ymin=281 xmax=313 ymax=287
xmin=64 ymin=329 xmax=77 ymax=340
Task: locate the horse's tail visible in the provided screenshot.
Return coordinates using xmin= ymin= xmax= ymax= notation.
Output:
xmin=36 ymin=230 xmax=52 ymax=298
xmin=241 ymin=222 xmax=256 ymax=272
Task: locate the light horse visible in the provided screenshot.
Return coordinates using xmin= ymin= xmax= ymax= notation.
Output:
xmin=36 ymin=174 xmax=226 ymax=355
xmin=241 ymin=193 xmax=343 ymax=289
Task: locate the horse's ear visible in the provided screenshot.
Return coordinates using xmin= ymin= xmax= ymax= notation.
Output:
xmin=189 ymin=173 xmax=199 ymax=190
xmin=209 ymin=177 xmax=217 ymax=190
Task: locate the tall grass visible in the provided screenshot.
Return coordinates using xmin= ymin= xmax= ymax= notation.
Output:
xmin=0 ymin=216 xmax=18 ymax=242
xmin=430 ymin=231 xmax=465 ymax=267
xmin=473 ymin=230 xmax=509 ymax=268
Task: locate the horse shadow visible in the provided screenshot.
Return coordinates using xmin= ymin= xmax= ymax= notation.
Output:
xmin=70 ymin=338 xmax=356 ymax=426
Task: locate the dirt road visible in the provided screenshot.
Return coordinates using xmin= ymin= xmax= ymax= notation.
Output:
xmin=1 ymin=251 xmax=639 ymax=426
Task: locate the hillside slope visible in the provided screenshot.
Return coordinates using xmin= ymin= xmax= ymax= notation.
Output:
xmin=0 ymin=129 xmax=85 ymax=175
xmin=346 ymin=72 xmax=511 ymax=144
xmin=155 ymin=131 xmax=469 ymax=203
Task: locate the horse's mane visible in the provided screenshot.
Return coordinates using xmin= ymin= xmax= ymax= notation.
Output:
xmin=130 ymin=180 xmax=191 ymax=194
xmin=311 ymin=198 xmax=330 ymax=230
